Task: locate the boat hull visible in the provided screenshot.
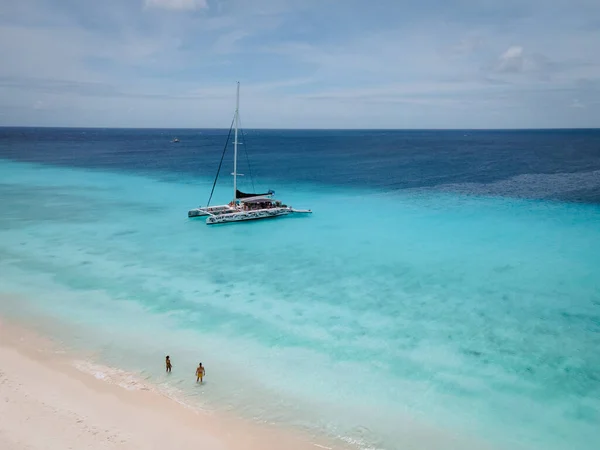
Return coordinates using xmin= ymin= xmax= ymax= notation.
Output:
xmin=206 ymin=207 xmax=291 ymax=225
xmin=188 ymin=205 xmax=234 ymax=218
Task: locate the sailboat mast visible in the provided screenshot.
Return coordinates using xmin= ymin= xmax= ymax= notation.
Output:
xmin=233 ymin=81 xmax=240 ymax=201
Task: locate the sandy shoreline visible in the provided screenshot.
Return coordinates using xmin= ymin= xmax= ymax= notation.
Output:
xmin=0 ymin=318 xmax=343 ymax=450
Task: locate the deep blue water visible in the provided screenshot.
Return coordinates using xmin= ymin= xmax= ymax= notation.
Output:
xmin=1 ymin=127 xmax=599 ymax=450
xmin=1 ymin=127 xmax=600 ymax=203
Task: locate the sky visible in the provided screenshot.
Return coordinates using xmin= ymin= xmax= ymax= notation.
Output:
xmin=0 ymin=0 xmax=599 ymax=129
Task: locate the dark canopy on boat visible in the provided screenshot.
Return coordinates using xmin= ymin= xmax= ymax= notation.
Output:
xmin=241 ymin=198 xmax=275 ymax=204
xmin=235 ymin=189 xmax=274 ymax=199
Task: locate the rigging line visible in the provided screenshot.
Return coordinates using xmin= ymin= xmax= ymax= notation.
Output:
xmin=238 ymin=114 xmax=256 ymax=193
xmin=206 ymin=116 xmax=235 ymax=207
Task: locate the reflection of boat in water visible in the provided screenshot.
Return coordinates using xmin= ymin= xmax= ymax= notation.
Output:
xmin=187 ymin=82 xmax=312 ymax=225
xmin=172 ymin=138 xmax=180 ymax=143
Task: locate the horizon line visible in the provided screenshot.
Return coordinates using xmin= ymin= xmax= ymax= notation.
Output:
xmin=1 ymin=125 xmax=599 ymax=132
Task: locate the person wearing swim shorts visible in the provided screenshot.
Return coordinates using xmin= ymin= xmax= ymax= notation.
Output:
xmin=196 ymin=363 xmax=205 ymax=383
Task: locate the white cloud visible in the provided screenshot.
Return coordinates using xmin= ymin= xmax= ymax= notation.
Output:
xmin=492 ymin=45 xmax=560 ymax=77
xmin=144 ymin=0 xmax=208 ymax=11
xmin=495 ymin=45 xmax=526 ymax=73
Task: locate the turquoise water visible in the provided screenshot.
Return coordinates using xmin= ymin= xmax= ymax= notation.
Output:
xmin=1 ymin=157 xmax=599 ymax=449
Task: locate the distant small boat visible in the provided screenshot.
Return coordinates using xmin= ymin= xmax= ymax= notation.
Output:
xmin=172 ymin=138 xmax=180 ymax=143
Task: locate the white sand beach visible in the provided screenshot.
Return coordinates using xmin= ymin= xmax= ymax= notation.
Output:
xmin=0 ymin=318 xmax=340 ymax=450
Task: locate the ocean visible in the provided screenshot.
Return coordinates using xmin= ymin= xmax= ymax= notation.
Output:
xmin=1 ymin=127 xmax=599 ymax=450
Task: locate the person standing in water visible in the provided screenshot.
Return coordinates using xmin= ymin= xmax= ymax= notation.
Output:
xmin=165 ymin=355 xmax=172 ymax=373
xmin=196 ymin=363 xmax=205 ymax=383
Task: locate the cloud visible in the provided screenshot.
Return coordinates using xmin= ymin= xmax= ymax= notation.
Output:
xmin=495 ymin=46 xmax=527 ymax=73
xmin=144 ymin=0 xmax=207 ymax=11
xmin=1 ymin=0 xmax=600 ymax=128
xmin=490 ymin=45 xmax=565 ymax=80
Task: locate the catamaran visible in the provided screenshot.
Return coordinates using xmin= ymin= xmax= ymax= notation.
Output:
xmin=188 ymin=82 xmax=312 ymax=225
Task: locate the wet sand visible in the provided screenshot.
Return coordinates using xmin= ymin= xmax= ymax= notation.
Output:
xmin=0 ymin=318 xmax=342 ymax=450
